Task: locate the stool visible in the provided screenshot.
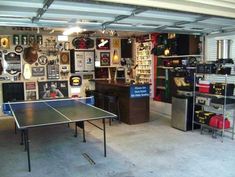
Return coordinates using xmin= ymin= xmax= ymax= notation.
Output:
xmin=94 ymin=91 xmax=105 ymax=109
xmin=105 ymin=95 xmax=121 ymax=125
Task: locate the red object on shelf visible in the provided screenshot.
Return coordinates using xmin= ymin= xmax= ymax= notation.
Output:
xmin=198 ymin=84 xmax=211 ymax=93
xmin=209 ymin=115 xmax=230 ymax=129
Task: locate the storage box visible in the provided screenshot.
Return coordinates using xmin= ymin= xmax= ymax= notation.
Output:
xmin=196 ymin=96 xmax=211 ymax=106
xmin=195 ymin=110 xmax=215 ymax=125
xmin=211 ymin=83 xmax=234 ymax=96
xmin=198 ymin=81 xmax=211 ymax=93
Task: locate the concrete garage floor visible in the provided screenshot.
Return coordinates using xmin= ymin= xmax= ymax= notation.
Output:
xmin=0 ymin=112 xmax=235 ymax=177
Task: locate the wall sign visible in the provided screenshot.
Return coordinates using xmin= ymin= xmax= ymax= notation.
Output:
xmin=130 ymin=85 xmax=150 ymax=98
xmin=70 ymin=76 xmax=82 ymax=86
xmin=4 ymin=52 xmax=21 ymax=75
xmin=0 ymin=36 xmax=10 ymax=49
xmin=25 ymin=82 xmax=36 ymax=90
xmin=96 ymin=38 xmax=110 ymax=50
xmin=100 ymin=52 xmax=110 ymax=66
xmin=32 ymin=67 xmax=45 ymax=76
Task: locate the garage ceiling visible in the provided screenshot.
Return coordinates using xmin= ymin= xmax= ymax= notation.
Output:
xmin=1 ymin=0 xmax=235 ymax=35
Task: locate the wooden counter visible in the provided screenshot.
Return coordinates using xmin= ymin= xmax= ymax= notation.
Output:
xmin=95 ymin=80 xmax=149 ymax=125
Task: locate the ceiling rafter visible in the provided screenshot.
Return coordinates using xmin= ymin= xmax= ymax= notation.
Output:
xmin=32 ymin=0 xmax=54 ymax=23
xmin=101 ymin=7 xmax=147 ymax=30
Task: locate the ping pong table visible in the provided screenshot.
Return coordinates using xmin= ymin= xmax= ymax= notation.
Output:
xmin=8 ymin=97 xmax=116 ymax=172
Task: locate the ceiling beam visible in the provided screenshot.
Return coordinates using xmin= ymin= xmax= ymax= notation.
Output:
xmin=94 ymin=0 xmax=235 ymax=19
xmin=102 ymin=7 xmax=147 ymax=29
xmin=32 ymin=0 xmax=54 ymax=23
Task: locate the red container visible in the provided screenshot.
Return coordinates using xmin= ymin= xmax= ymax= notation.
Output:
xmin=209 ymin=115 xmax=230 ymax=129
xmin=199 ymin=84 xmax=211 ymax=93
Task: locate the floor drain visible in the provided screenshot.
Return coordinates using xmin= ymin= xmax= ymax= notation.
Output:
xmin=82 ymin=153 xmax=96 ymax=165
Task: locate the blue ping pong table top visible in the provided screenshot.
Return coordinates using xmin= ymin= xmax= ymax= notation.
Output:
xmin=9 ymin=99 xmax=116 ymax=129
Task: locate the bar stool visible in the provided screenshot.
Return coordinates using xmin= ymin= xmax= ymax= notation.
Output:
xmin=105 ymin=95 xmax=121 ymax=125
xmin=94 ymin=91 xmax=105 ymax=109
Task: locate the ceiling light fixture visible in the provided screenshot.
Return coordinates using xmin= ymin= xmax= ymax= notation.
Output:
xmin=63 ymin=26 xmax=83 ymax=35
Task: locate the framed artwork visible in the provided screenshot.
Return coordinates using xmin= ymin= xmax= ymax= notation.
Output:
xmin=26 ymin=82 xmax=36 ymax=90
xmin=84 ymin=51 xmax=94 ymax=71
xmin=26 ymin=91 xmax=37 ymax=101
xmin=96 ymin=38 xmax=110 ymax=50
xmin=60 ymin=52 xmax=70 ymax=64
xmin=83 ymin=74 xmax=93 ymax=80
xmin=38 ymin=81 xmax=68 ymax=99
xmin=112 ymin=38 xmax=120 ymax=48
xmin=100 ymin=52 xmax=110 ymax=66
xmin=32 ymin=67 xmax=45 ymax=76
xmin=0 ymin=36 xmax=10 ymax=49
xmin=4 ymin=52 xmax=21 ymax=75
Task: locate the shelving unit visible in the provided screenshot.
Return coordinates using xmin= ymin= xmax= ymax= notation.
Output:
xmin=136 ymin=41 xmax=152 ymax=84
xmin=192 ymin=73 xmax=235 ymax=141
xmin=155 ymin=55 xmax=201 ymax=103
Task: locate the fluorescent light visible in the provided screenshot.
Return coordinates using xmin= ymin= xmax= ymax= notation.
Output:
xmin=58 ymin=35 xmax=68 ymax=41
xmin=63 ymin=27 xmax=83 ymax=35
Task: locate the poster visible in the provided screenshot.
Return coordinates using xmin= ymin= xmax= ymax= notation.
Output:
xmin=38 ymin=81 xmax=68 ymax=99
xmin=26 ymin=91 xmax=36 ymax=100
xmin=84 ymin=51 xmax=94 ymax=71
xmin=100 ymin=52 xmax=110 ymax=66
xmin=74 ymin=51 xmax=85 ymax=71
xmin=32 ymin=67 xmax=45 ymax=76
xmin=26 ymin=82 xmax=36 ymax=90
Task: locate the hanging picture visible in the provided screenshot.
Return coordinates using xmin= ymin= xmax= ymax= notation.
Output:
xmin=4 ymin=52 xmax=21 ymax=75
xmin=72 ymin=37 xmax=94 ymax=49
xmin=83 ymin=74 xmax=93 ymax=80
xmin=13 ymin=35 xmax=20 ymax=45
xmin=100 ymin=52 xmax=110 ymax=66
xmin=96 ymin=38 xmax=110 ymax=50
xmin=32 ymin=67 xmax=45 ymax=76
xmin=21 ymin=35 xmax=28 ymax=45
xmin=70 ymin=76 xmax=82 ymax=86
xmin=29 ymin=35 xmax=35 ymax=44
xmin=0 ymin=36 xmax=10 ymax=49
xmin=38 ymin=81 xmax=68 ymax=99
xmin=112 ymin=38 xmax=120 ymax=48
xmin=26 ymin=91 xmax=37 ymax=101
xmin=60 ymin=52 xmax=70 ymax=64
xmin=25 ymin=82 xmax=36 ymax=90
xmin=84 ymin=51 xmax=95 ymax=71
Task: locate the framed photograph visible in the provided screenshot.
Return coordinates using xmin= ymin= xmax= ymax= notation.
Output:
xmin=26 ymin=91 xmax=37 ymax=101
xmin=96 ymin=38 xmax=110 ymax=50
xmin=32 ymin=67 xmax=45 ymax=76
xmin=84 ymin=51 xmax=95 ymax=71
xmin=26 ymin=82 xmax=36 ymax=90
xmin=100 ymin=52 xmax=110 ymax=66
xmin=38 ymin=81 xmax=68 ymax=99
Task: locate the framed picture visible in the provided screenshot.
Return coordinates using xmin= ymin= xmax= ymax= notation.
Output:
xmin=26 ymin=91 xmax=37 ymax=101
xmin=32 ymin=67 xmax=45 ymax=77
xmin=0 ymin=36 xmax=10 ymax=49
xmin=25 ymin=82 xmax=36 ymax=90
xmin=84 ymin=51 xmax=95 ymax=71
xmin=70 ymin=76 xmax=82 ymax=86
xmin=60 ymin=52 xmax=70 ymax=64
xmin=38 ymin=81 xmax=68 ymax=99
xmin=96 ymin=38 xmax=110 ymax=50
xmin=100 ymin=52 xmax=110 ymax=66
xmin=112 ymin=38 xmax=120 ymax=48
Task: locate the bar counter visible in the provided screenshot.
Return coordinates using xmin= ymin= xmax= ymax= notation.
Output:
xmin=95 ymin=80 xmax=150 ymax=125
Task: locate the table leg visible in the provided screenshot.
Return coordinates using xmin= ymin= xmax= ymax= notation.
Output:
xmin=24 ymin=129 xmax=31 ymax=172
xmin=14 ymin=122 xmax=17 ymax=134
xmin=82 ymin=122 xmax=86 ymax=143
xmin=74 ymin=123 xmax=78 ymax=137
xmin=20 ymin=130 xmax=24 ymax=145
xmin=103 ymin=118 xmax=106 ymax=157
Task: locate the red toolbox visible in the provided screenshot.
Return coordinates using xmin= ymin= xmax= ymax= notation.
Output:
xmin=198 ymin=81 xmax=211 ymax=93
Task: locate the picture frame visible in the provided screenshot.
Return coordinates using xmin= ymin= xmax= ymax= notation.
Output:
xmin=96 ymin=38 xmax=110 ymax=50
xmin=32 ymin=67 xmax=45 ymax=77
xmin=100 ymin=52 xmax=110 ymax=66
